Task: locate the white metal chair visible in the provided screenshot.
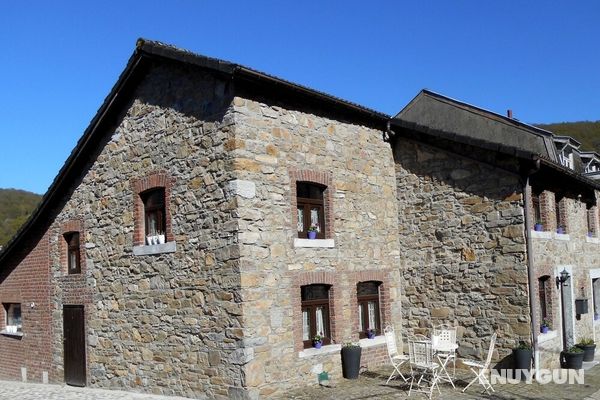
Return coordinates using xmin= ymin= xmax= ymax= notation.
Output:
xmin=462 ymin=333 xmax=497 ymax=394
xmin=384 ymin=325 xmax=409 ymax=384
xmin=432 ymin=324 xmax=458 ymax=388
xmin=408 ymin=335 xmax=440 ymax=399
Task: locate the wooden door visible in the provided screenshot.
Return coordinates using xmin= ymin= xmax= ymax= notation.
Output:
xmin=63 ymin=305 xmax=86 ymax=386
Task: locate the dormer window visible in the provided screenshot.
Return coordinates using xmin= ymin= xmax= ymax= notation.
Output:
xmin=559 ymin=150 xmax=574 ymax=170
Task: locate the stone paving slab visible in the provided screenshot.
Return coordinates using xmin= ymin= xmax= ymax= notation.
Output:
xmin=276 ymin=366 xmax=600 ymax=400
xmin=0 ymin=380 xmax=195 ymax=400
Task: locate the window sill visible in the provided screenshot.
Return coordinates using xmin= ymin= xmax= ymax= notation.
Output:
xmin=530 ymin=230 xmax=552 ymax=240
xmin=537 ymin=330 xmax=558 ymax=344
xmin=293 ymin=238 xmax=335 ymax=248
xmin=555 ymin=233 xmax=570 ymax=241
xmin=132 ymin=241 xmax=176 ymax=256
xmin=586 ymin=237 xmax=600 ymax=244
xmin=358 ymin=335 xmax=386 ymax=348
xmin=0 ymin=330 xmax=23 ymax=338
xmin=299 ymin=343 xmax=341 ymax=358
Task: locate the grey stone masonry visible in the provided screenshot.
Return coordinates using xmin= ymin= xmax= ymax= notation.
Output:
xmin=394 ymin=138 xmax=530 ymax=365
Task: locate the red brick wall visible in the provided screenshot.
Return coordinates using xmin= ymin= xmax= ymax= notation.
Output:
xmin=361 ymin=344 xmax=388 ymax=369
xmin=0 ymin=231 xmax=52 ymax=382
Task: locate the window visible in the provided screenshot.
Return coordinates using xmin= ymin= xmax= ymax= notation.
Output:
xmin=555 ymin=197 xmax=565 ymax=233
xmin=301 ymin=284 xmax=331 ymax=348
xmin=3 ymin=303 xmax=22 ymax=333
xmin=297 ymin=182 xmax=325 ymax=239
xmin=532 ymin=193 xmax=542 ymax=226
xmin=593 ymin=278 xmax=600 ymax=319
xmin=64 ymin=232 xmax=81 ymax=274
xmin=538 ymin=276 xmax=551 ymax=326
xmin=141 ymin=188 xmax=166 ymax=239
xmin=357 ymin=281 xmax=381 ymax=338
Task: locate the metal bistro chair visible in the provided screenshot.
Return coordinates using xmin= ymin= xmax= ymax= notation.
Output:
xmin=408 ymin=335 xmax=440 ymax=399
xmin=462 ymin=333 xmax=497 ymax=394
xmin=384 ymin=325 xmax=409 ymax=384
xmin=432 ymin=324 xmax=458 ymax=388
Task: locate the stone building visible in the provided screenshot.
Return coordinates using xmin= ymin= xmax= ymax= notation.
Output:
xmin=0 ymin=39 xmax=599 ymax=399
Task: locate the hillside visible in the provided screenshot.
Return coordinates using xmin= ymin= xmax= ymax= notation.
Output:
xmin=535 ymin=120 xmax=600 ymax=153
xmin=0 ymin=189 xmax=42 ymax=247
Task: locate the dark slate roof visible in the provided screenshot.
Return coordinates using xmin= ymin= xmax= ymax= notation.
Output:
xmin=395 ymin=89 xmax=560 ymax=162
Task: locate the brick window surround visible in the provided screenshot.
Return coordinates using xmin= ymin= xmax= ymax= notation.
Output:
xmin=292 ymin=271 xmax=339 ymax=352
xmin=59 ymin=219 xmax=85 ymax=275
xmin=289 ymin=169 xmax=334 ymax=239
xmin=131 ymin=172 xmax=174 ymax=246
xmin=536 ymin=271 xmax=555 ymax=331
xmin=351 ymin=270 xmax=391 ymax=338
xmin=587 ymin=206 xmax=599 ymax=236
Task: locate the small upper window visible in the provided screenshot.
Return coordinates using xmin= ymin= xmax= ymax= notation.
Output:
xmin=555 ymin=197 xmax=566 ymax=233
xmin=538 ymin=276 xmax=551 ymax=327
xmin=297 ymin=182 xmax=325 ymax=239
xmin=532 ymin=194 xmax=542 ymax=226
xmin=141 ymin=188 xmax=166 ymax=242
xmin=64 ymin=232 xmax=81 ymax=274
xmin=3 ymin=303 xmax=22 ymax=334
xmin=357 ymin=281 xmax=381 ymax=338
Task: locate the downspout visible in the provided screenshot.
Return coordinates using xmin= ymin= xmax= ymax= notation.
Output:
xmin=522 ymin=158 xmax=541 ymax=375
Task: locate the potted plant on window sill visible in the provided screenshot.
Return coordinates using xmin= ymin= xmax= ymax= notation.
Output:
xmin=366 ymin=328 xmax=376 ymax=339
xmin=557 ymin=225 xmax=566 ymax=234
xmin=534 ymin=221 xmax=543 ymax=232
xmin=576 ymin=338 xmax=596 ymax=362
xmin=313 ymin=334 xmax=323 ymax=349
xmin=540 ymin=319 xmax=550 ymax=334
xmin=341 ymin=342 xmax=362 ymax=379
xmin=560 ymin=346 xmax=584 ymax=369
xmin=307 ymin=224 xmax=319 ymax=240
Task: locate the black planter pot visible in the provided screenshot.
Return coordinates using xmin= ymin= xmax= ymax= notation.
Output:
xmin=577 ymin=344 xmax=596 ymax=362
xmin=560 ymin=351 xmax=584 ymax=369
xmin=341 ymin=346 xmax=362 ymax=379
xmin=512 ymin=348 xmax=532 ymax=380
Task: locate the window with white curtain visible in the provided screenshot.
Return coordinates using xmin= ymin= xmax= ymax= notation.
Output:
xmin=357 ymin=281 xmax=381 ymax=338
xmin=301 ymin=284 xmax=331 ymax=348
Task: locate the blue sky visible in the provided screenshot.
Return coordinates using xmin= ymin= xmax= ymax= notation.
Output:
xmin=1 ymin=1 xmax=600 ymax=194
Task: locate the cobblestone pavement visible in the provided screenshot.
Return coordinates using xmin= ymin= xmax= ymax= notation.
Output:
xmin=0 ymin=381 xmax=194 ymax=400
xmin=277 ymin=365 xmax=600 ymax=400
xmin=1 ymin=366 xmax=600 ymax=400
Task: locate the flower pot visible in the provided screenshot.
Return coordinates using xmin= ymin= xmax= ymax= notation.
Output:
xmin=313 ymin=341 xmax=322 ymax=349
xmin=341 ymin=346 xmax=362 ymax=379
xmin=577 ymin=344 xmax=596 ymax=362
xmin=307 ymin=231 xmax=317 ymax=240
xmin=512 ymin=348 xmax=532 ymax=380
xmin=367 ymin=331 xmax=376 ymax=339
xmin=560 ymin=350 xmax=584 ymax=369
xmin=534 ymin=223 xmax=543 ymax=232
xmin=540 ymin=326 xmax=549 ymax=334
xmin=557 ymin=227 xmax=565 ymax=234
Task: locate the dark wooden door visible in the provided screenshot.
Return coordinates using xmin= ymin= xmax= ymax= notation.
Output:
xmin=63 ymin=305 xmax=86 ymax=386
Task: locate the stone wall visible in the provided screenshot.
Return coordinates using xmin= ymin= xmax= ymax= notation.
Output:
xmin=43 ymin=63 xmax=245 ymax=399
xmin=394 ymin=138 xmax=530 ymax=364
xmin=530 ymin=190 xmax=600 ymax=369
xmin=230 ymin=96 xmax=401 ymax=397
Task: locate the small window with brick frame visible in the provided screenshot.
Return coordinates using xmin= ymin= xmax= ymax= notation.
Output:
xmin=555 ymin=196 xmax=566 ymax=233
xmin=301 ymin=284 xmax=331 ymax=348
xmin=357 ymin=281 xmax=381 ymax=338
xmin=141 ymin=188 xmax=166 ymax=240
xmin=532 ymin=193 xmax=542 ymax=228
xmin=297 ymin=182 xmax=326 ymax=239
xmin=3 ymin=303 xmax=22 ymax=334
xmin=538 ymin=275 xmax=552 ymax=330
xmin=64 ymin=232 xmax=81 ymax=274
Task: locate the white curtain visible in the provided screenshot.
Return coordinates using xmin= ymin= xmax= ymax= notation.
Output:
xmin=316 ymin=306 xmax=325 ymax=336
xmin=310 ymin=208 xmax=320 ymax=231
xmin=302 ymin=310 xmax=309 ymax=340
xmin=368 ymin=302 xmax=376 ymax=329
xmin=358 ymin=304 xmax=364 ymax=331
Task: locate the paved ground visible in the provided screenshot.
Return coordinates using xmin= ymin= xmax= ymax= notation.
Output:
xmin=1 ymin=365 xmax=600 ymax=399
